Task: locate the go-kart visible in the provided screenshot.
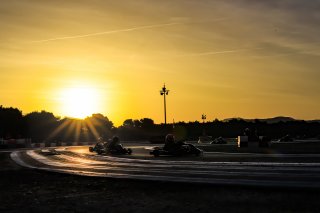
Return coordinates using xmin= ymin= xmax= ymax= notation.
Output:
xmin=89 ymin=142 xmax=105 ymax=154
xmin=150 ymin=143 xmax=203 ymax=157
xmin=277 ymin=134 xmax=294 ymax=142
xmin=210 ymin=137 xmax=227 ymax=144
xmin=89 ymin=142 xmax=132 ymax=155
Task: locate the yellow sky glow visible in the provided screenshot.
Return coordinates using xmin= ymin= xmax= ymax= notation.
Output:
xmin=0 ymin=1 xmax=319 ymax=126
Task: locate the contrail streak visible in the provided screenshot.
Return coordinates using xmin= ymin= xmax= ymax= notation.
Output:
xmin=31 ymin=22 xmax=180 ymax=43
xmin=180 ymin=48 xmax=262 ymax=57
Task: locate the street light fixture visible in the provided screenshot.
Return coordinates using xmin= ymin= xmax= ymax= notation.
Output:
xmin=160 ymin=84 xmax=169 ymax=125
xmin=202 ymin=114 xmax=207 ymax=136
xmin=202 ymin=114 xmax=206 ymax=123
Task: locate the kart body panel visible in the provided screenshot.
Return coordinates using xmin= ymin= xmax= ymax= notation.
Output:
xmin=89 ymin=143 xmax=132 ymax=155
xmin=150 ymin=143 xmax=202 ymax=157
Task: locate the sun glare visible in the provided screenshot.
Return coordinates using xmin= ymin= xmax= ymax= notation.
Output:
xmin=60 ymin=86 xmax=101 ymax=119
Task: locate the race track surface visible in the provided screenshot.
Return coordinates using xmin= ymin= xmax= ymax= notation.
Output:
xmin=10 ymin=144 xmax=320 ymax=189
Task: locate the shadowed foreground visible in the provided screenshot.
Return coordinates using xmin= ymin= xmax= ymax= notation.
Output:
xmin=1 ymin=153 xmax=320 ymax=213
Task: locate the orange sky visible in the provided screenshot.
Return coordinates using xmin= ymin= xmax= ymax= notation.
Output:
xmin=1 ymin=1 xmax=320 ymax=126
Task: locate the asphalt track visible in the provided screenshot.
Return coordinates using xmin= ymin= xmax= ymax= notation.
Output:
xmin=10 ymin=144 xmax=320 ymax=189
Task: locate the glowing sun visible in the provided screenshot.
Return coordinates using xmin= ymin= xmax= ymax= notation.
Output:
xmin=60 ymin=86 xmax=100 ymax=119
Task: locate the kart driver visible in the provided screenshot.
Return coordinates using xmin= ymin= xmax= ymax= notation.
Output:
xmin=163 ymin=134 xmax=175 ymax=152
xmin=95 ymin=137 xmax=106 ymax=149
xmin=107 ymin=136 xmax=121 ymax=151
xmin=163 ymin=134 xmax=185 ymax=152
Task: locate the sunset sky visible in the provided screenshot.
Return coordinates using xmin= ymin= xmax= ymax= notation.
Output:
xmin=1 ymin=0 xmax=319 ymax=126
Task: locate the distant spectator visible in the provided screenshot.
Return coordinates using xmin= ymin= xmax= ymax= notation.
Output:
xmin=244 ymin=128 xmax=259 ymax=141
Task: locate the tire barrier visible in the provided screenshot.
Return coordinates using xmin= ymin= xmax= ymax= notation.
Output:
xmin=0 ymin=138 xmax=95 ymax=149
xmin=38 ymin=141 xmax=95 ymax=148
xmin=237 ymin=136 xmax=270 ymax=148
xmin=0 ymin=138 xmax=32 ymax=149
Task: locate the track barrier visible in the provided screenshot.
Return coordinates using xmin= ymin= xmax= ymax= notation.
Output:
xmin=0 ymin=138 xmax=95 ymax=149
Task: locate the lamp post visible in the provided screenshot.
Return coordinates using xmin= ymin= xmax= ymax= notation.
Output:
xmin=202 ymin=114 xmax=206 ymax=124
xmin=202 ymin=114 xmax=207 ymax=136
xmin=160 ymin=84 xmax=169 ymax=125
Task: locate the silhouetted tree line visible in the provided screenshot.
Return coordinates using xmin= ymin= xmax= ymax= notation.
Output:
xmin=118 ymin=118 xmax=320 ymax=141
xmin=0 ymin=106 xmax=114 ymax=143
xmin=1 ymin=106 xmax=320 ymax=143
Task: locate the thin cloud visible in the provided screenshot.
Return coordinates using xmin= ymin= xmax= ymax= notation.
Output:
xmin=31 ymin=22 xmax=180 ymax=43
xmin=252 ymin=49 xmax=320 ymax=59
xmin=252 ymin=42 xmax=320 ymax=59
xmin=30 ymin=17 xmax=229 ymax=44
xmin=179 ymin=48 xmax=262 ymax=57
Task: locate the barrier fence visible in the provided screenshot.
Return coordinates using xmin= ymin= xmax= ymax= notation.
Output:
xmin=0 ymin=138 xmax=95 ymax=148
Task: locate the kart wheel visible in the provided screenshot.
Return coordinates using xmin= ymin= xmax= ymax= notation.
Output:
xmin=127 ymin=148 xmax=132 ymax=154
xmin=97 ymin=150 xmax=103 ymax=155
xmin=196 ymin=150 xmax=203 ymax=157
xmin=153 ymin=150 xmax=160 ymax=157
xmin=89 ymin=147 xmax=94 ymax=152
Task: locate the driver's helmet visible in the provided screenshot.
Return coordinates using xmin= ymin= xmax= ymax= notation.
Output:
xmin=165 ymin=134 xmax=175 ymax=144
xmin=97 ymin=137 xmax=104 ymax=143
xmin=112 ymin=136 xmax=120 ymax=144
xmin=244 ymin=128 xmax=250 ymax=136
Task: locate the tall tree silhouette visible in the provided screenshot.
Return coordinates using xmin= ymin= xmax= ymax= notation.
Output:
xmin=84 ymin=114 xmax=114 ymax=140
xmin=24 ymin=111 xmax=59 ymax=143
xmin=0 ymin=106 xmax=23 ymax=138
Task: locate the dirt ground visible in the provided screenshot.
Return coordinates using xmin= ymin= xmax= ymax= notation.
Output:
xmin=1 ymin=152 xmax=320 ymax=213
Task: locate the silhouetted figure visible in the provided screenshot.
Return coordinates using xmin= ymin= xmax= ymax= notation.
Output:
xmin=163 ymin=134 xmax=175 ymax=152
xmin=107 ymin=136 xmax=121 ymax=150
xmin=163 ymin=134 xmax=186 ymax=152
xmin=106 ymin=136 xmax=132 ymax=154
xmin=244 ymin=128 xmax=259 ymax=142
xmin=91 ymin=137 xmax=106 ymax=154
xmin=244 ymin=128 xmax=251 ymax=137
xmin=89 ymin=136 xmax=132 ymax=154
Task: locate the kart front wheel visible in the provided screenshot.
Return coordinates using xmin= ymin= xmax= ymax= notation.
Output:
xmin=153 ymin=150 xmax=160 ymax=157
xmin=127 ymin=148 xmax=132 ymax=154
xmin=195 ymin=150 xmax=203 ymax=157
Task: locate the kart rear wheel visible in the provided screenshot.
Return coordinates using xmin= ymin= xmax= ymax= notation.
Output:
xmin=195 ymin=150 xmax=203 ymax=157
xmin=153 ymin=149 xmax=160 ymax=157
xmin=127 ymin=148 xmax=132 ymax=154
